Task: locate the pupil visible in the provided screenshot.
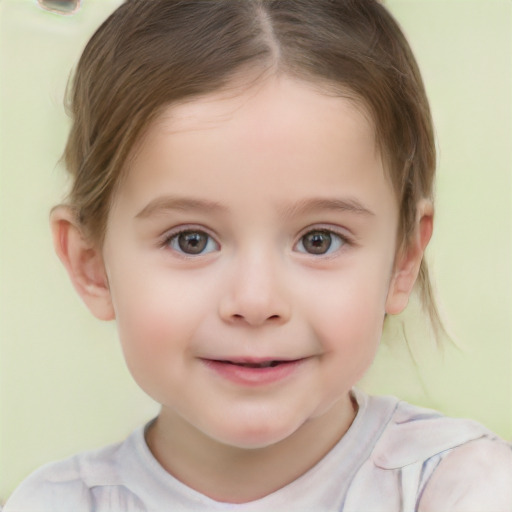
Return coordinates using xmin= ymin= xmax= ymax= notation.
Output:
xmin=304 ymin=231 xmax=331 ymax=254
xmin=178 ymin=232 xmax=207 ymax=254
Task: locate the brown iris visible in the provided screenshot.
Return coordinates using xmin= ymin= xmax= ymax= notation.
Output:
xmin=177 ymin=231 xmax=209 ymax=254
xmin=301 ymin=231 xmax=333 ymax=255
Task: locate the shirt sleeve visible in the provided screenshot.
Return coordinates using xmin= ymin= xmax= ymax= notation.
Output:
xmin=3 ymin=462 xmax=93 ymax=512
xmin=418 ymin=438 xmax=512 ymax=512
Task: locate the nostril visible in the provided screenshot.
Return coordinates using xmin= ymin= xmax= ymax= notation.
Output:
xmin=229 ymin=313 xmax=282 ymax=324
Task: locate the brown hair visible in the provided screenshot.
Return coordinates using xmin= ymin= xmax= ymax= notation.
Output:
xmin=63 ymin=0 xmax=441 ymax=332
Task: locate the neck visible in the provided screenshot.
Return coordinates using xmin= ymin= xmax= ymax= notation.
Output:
xmin=145 ymin=394 xmax=357 ymax=503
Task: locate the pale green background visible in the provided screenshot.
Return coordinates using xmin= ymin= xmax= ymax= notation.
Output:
xmin=0 ymin=0 xmax=511 ymax=503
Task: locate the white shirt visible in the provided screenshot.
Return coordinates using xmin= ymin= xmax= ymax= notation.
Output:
xmin=5 ymin=390 xmax=512 ymax=511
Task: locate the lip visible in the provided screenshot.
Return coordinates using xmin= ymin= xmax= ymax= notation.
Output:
xmin=201 ymin=358 xmax=307 ymax=386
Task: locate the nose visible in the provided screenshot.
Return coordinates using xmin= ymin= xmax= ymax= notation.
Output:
xmin=218 ymin=250 xmax=291 ymax=327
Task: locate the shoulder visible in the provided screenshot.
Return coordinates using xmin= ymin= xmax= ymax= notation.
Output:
xmin=4 ymin=456 xmax=94 ymax=512
xmin=366 ymin=396 xmax=512 ymax=510
xmin=4 ymin=440 xmax=126 ymax=512
xmin=418 ymin=437 xmax=512 ymax=512
xmin=370 ymin=398 xmax=498 ymax=468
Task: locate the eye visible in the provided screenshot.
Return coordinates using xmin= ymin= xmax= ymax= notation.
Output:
xmin=167 ymin=230 xmax=219 ymax=255
xmin=295 ymin=229 xmax=346 ymax=255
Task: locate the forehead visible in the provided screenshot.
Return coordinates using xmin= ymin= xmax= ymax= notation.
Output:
xmin=135 ymin=76 xmax=378 ymax=171
xmin=117 ymin=75 xmax=395 ymax=218
xmin=155 ymin=75 xmax=376 ymax=150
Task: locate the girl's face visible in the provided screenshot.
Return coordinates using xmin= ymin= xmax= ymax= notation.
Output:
xmin=101 ymin=76 xmax=403 ymax=449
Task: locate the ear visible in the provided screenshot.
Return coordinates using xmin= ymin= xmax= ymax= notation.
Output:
xmin=385 ymin=200 xmax=433 ymax=315
xmin=50 ymin=206 xmax=115 ymax=321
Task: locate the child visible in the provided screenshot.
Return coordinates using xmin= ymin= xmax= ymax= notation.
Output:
xmin=5 ymin=0 xmax=512 ymax=510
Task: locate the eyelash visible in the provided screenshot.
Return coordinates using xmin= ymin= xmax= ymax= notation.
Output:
xmin=294 ymin=226 xmax=352 ymax=256
xmin=160 ymin=225 xmax=353 ymax=257
xmin=160 ymin=226 xmax=220 ymax=257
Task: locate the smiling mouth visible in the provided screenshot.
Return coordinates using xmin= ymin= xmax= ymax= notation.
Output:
xmin=203 ymin=358 xmax=306 ymax=385
xmin=213 ymin=359 xmax=300 ymax=369
xmin=221 ymin=360 xmax=283 ymax=368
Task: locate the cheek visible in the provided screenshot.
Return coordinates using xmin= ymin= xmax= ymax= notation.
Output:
xmin=302 ymin=264 xmax=390 ymax=358
xmin=108 ymin=269 xmax=203 ymax=370
xmin=114 ymin=296 xmax=178 ymax=380
xmin=110 ymin=284 xmax=202 ymax=406
xmin=316 ymin=297 xmax=383 ymax=356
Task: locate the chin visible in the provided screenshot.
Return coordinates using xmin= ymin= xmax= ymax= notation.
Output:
xmin=206 ymin=415 xmax=304 ymax=450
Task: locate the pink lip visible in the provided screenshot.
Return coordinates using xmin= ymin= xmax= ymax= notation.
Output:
xmin=202 ymin=358 xmax=306 ymax=386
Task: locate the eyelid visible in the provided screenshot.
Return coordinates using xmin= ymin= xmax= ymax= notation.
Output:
xmin=159 ymin=224 xmax=221 ymax=255
xmin=296 ymin=224 xmax=353 ymax=242
xmin=293 ymin=224 xmax=354 ymax=255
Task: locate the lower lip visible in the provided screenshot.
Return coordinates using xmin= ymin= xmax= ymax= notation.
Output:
xmin=202 ymin=359 xmax=305 ymax=386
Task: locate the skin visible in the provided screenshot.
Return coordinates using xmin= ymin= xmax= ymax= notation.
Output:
xmin=51 ymin=75 xmax=432 ymax=503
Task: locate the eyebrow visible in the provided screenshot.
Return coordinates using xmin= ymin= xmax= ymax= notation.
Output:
xmin=135 ymin=195 xmax=374 ymax=220
xmin=278 ymin=197 xmax=375 ymax=219
xmin=135 ymin=196 xmax=226 ymax=219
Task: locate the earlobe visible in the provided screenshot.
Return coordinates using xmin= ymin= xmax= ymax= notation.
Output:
xmin=385 ymin=201 xmax=433 ymax=315
xmin=50 ymin=206 xmax=115 ymax=321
